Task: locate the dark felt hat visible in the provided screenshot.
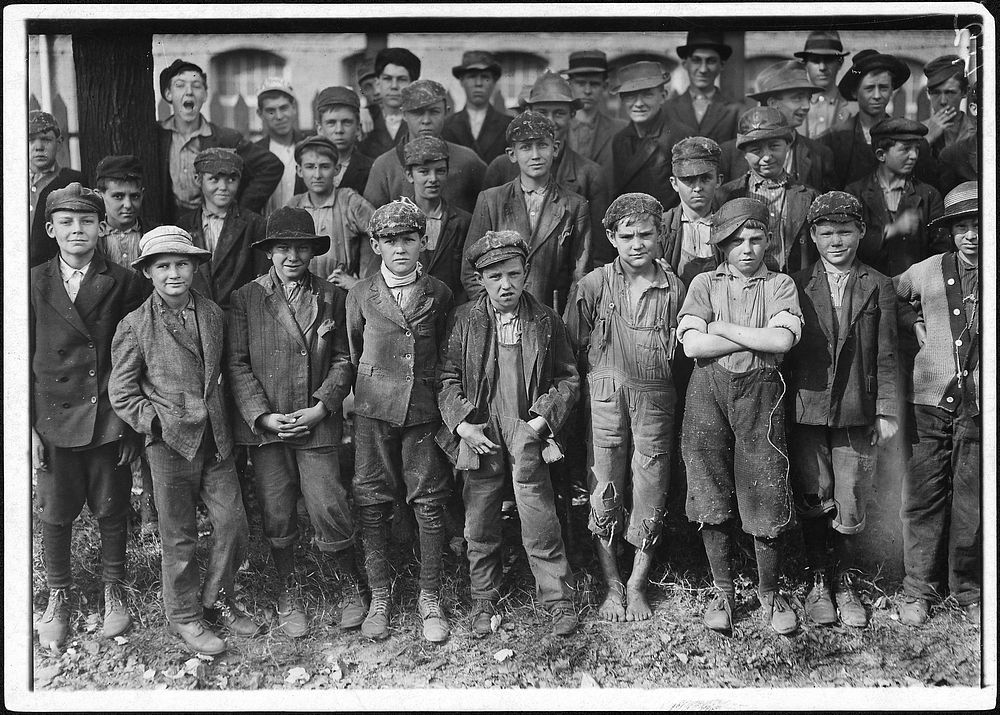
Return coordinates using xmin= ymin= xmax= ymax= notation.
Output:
xmin=735 ymin=107 xmax=794 ymax=150
xmin=676 ymin=30 xmax=732 ymax=62
xmin=793 ymin=30 xmax=850 ymax=59
xmin=561 ymin=50 xmax=610 ymax=76
xmin=837 ymin=49 xmax=910 ymax=101
xmin=252 ymin=206 xmax=330 ymax=254
xmin=452 ymin=50 xmax=502 ymax=80
xmin=524 ymin=71 xmax=582 ymax=110
xmin=96 ymin=155 xmax=143 ymax=183
xmin=709 ymin=198 xmax=769 ymax=245
xmin=928 ymin=181 xmax=978 ymax=230
xmin=466 ymin=230 xmax=529 ymax=270
xmin=159 ymin=59 xmax=206 ymax=99
xmin=131 ymin=226 xmax=210 ymax=269
xmin=807 ymin=191 xmax=864 ymax=225
xmin=28 ymin=110 xmax=61 ymax=138
xmin=374 ymin=47 xmax=421 ymax=81
xmin=747 ymin=60 xmax=824 ymax=102
xmin=610 ymin=61 xmax=668 ymax=95
xmin=45 ymin=182 xmax=105 ymax=221
xmin=923 ymin=54 xmax=967 ymax=90
xmin=193 ymin=147 xmax=243 ymax=175
xmin=316 ymin=86 xmax=361 ymax=113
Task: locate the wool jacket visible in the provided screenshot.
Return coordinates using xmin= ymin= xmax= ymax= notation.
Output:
xmin=31 ymin=253 xmax=148 ymax=448
xmin=658 ymin=205 xmax=720 ymax=287
xmin=110 ymin=290 xmax=233 ymax=461
xmin=253 ymin=128 xmax=309 ymax=196
xmin=611 ymin=109 xmax=678 ymax=209
xmin=718 ymin=133 xmax=836 ymax=192
xmin=30 ymin=167 xmax=87 ymax=267
xmin=441 ymin=104 xmax=513 ymax=164
xmin=568 ymin=111 xmax=628 ymax=185
xmin=358 ymin=112 xmax=408 ymax=161
xmin=363 ymin=140 xmax=486 ymax=214
xmin=662 ymin=88 xmax=742 ymax=146
xmin=226 ymin=271 xmax=352 ymax=448
xmin=786 ymin=260 xmax=899 ymax=426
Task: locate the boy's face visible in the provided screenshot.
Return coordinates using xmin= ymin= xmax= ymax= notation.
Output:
xmin=569 ymin=73 xmax=608 ymax=112
xmin=359 ymin=77 xmax=381 ymax=105
xmin=876 ymin=139 xmax=920 ymax=176
xmin=478 ymin=256 xmax=527 ymax=313
xmin=317 ymin=106 xmax=360 ymax=151
xmin=621 ymin=87 xmax=666 ymax=125
xmin=683 ymin=49 xmax=724 ymax=91
xmin=743 ymin=137 xmax=790 ymax=179
xmin=669 ymin=169 xmax=721 ymax=213
xmin=459 ymin=70 xmax=497 ymax=110
xmin=927 ymin=76 xmax=965 ymax=113
xmin=378 ymin=63 xmax=412 ymax=110
xmin=29 ymin=130 xmax=60 ymax=173
xmin=199 ymin=171 xmax=240 ymax=212
xmin=608 ymin=214 xmax=660 ymax=271
xmin=371 ymin=230 xmax=426 ymax=277
xmin=810 ymin=219 xmax=862 ymax=268
xmin=257 ymin=94 xmax=297 ymax=138
xmin=100 ymin=179 xmax=144 ymax=230
xmin=267 ymin=240 xmax=316 ymax=282
xmin=165 ymin=70 xmax=207 ymax=124
xmin=404 ymin=100 xmax=447 ymax=139
xmin=766 ymin=90 xmax=812 ymax=129
xmin=46 ymin=210 xmax=101 ymax=260
xmin=856 ymin=70 xmax=893 ymax=118
xmin=506 ymin=136 xmax=556 ymax=179
xmin=803 ymin=55 xmax=842 ymax=89
xmin=721 ymin=225 xmax=768 ymax=276
xmin=143 ymin=254 xmax=196 ymax=301
xmin=529 ymin=102 xmax=573 ymax=142
xmin=296 ymin=149 xmax=336 ymax=196
xmin=951 ymin=217 xmax=978 ymax=262
xmin=405 ymin=159 xmax=449 ymax=201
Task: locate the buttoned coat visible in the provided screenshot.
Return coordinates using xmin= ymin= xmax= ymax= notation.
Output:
xmin=611 ymin=110 xmax=678 ymax=209
xmin=346 ymin=272 xmax=454 ymax=427
xmin=31 ymin=254 xmax=148 ymax=448
xmin=718 ymin=133 xmax=836 ymax=191
xmin=437 ymin=291 xmax=580 ymax=463
xmin=441 ymin=104 xmax=513 ymax=164
xmin=363 ymin=140 xmax=486 ymax=214
xmin=226 ymin=271 xmax=353 ymax=448
xmin=658 ymin=206 xmax=720 ymax=287
xmin=462 ymin=178 xmax=592 ymax=311
xmin=177 ymin=204 xmax=268 ymax=310
xmin=715 ymin=174 xmax=819 ymax=273
xmin=359 ymin=113 xmax=408 ymax=162
xmin=109 ymin=290 xmax=233 ymax=462
xmin=787 ymin=260 xmax=898 ymax=428
xmin=30 ymin=167 xmax=87 ymax=267
xmin=844 ymin=172 xmax=945 ymax=277
xmin=662 ymin=89 xmax=743 ymax=147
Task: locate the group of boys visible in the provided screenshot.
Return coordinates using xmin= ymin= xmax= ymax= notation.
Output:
xmin=30 ymin=31 xmax=981 ymax=654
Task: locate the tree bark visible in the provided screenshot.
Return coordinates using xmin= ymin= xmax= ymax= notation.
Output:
xmin=72 ymin=30 xmax=164 ymax=226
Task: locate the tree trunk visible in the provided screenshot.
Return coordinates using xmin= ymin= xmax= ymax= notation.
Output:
xmin=72 ymin=31 xmax=164 ymax=226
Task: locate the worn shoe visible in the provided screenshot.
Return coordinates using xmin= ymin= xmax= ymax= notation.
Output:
xmin=205 ymin=590 xmax=263 ymax=637
xmin=551 ymin=602 xmax=578 ymax=637
xmin=760 ymin=592 xmax=798 ymax=635
xmin=361 ymin=587 xmax=390 ymax=640
xmin=898 ymin=595 xmax=930 ymax=626
xmin=101 ymin=583 xmax=132 ymax=638
xmin=804 ymin=572 xmax=838 ymax=625
xmin=36 ymin=588 xmax=71 ymax=648
xmin=170 ymin=620 xmax=226 ymax=656
xmin=834 ymin=573 xmax=868 ymax=628
xmin=703 ymin=589 xmax=736 ymax=633
xmin=471 ymin=599 xmax=498 ymax=638
xmin=276 ymin=584 xmax=308 ymax=638
xmin=417 ymin=590 xmax=450 ymax=643
xmin=338 ymin=582 xmax=369 ymax=630
xmin=963 ymin=601 xmax=981 ymax=626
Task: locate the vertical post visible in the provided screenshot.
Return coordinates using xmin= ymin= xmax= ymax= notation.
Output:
xmin=720 ymin=31 xmax=746 ymax=103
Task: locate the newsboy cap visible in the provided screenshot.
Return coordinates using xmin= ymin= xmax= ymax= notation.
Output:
xmin=96 ymin=154 xmax=143 ymax=183
xmin=869 ymin=117 xmax=928 ymax=144
xmin=561 ymin=50 xmax=610 ymax=76
xmin=747 ymin=60 xmax=823 ymax=103
xmin=355 ymin=57 xmax=377 ymax=87
xmin=369 ymin=197 xmax=427 ymax=239
xmin=807 ymin=191 xmax=864 ymax=226
xmin=294 ymin=135 xmax=338 ymax=163
xmin=671 ymin=136 xmax=722 ymax=177
xmin=257 ymin=77 xmax=296 ymax=103
xmin=403 ymin=136 xmax=449 ymax=167
xmin=316 ymin=86 xmax=361 ymax=113
xmin=602 ymin=193 xmax=664 ymax=231
xmin=252 ymin=206 xmax=331 ymax=255
xmin=131 ymin=225 xmax=211 ymax=269
xmin=837 ymin=49 xmax=910 ymax=101
xmin=28 ymin=110 xmax=61 ymax=138
xmin=193 ymin=147 xmax=243 ymax=175
xmin=466 ymin=230 xmax=529 ymax=270
xmin=923 ymin=54 xmax=967 ymax=90
xmin=45 ymin=182 xmax=105 ymax=221
xmin=676 ymin=30 xmax=732 ymax=62
xmin=374 ymin=47 xmax=421 ymax=81
xmin=159 ymin=59 xmax=206 ymax=99
xmin=735 ymin=107 xmax=794 ymax=150
xmin=611 ymin=61 xmax=667 ymax=95
xmin=401 ymin=79 xmax=448 ymax=113
xmin=524 ymin=71 xmax=582 ymax=109
xmin=506 ymin=111 xmax=556 ymax=145
xmin=452 ymin=50 xmax=502 ymax=80
xmin=928 ymin=181 xmax=978 ymax=231
xmin=793 ymin=30 xmax=850 ymax=59
xmin=709 ymin=198 xmax=769 ymax=246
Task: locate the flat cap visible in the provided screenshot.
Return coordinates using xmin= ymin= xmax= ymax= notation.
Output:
xmin=807 ymin=191 xmax=864 ymax=225
xmin=159 ymin=58 xmax=205 ymax=99
xmin=452 ymin=50 xmax=502 ymax=80
xmin=710 ymin=197 xmax=769 ymax=245
xmin=131 ymin=225 xmax=211 ymax=269
xmin=869 ymin=117 xmax=928 ymax=143
xmin=370 ymin=197 xmax=426 ymax=239
xmin=294 ymin=134 xmax=338 ymax=163
xmin=928 ymin=180 xmax=978 ymax=230
xmin=403 ymin=136 xmax=449 ymax=167
xmin=193 ymin=147 xmax=243 ymax=175
xmin=252 ymin=206 xmax=331 ymax=254
xmin=374 ymin=47 xmax=421 ymax=81
xmin=747 ymin=60 xmax=823 ymax=102
xmin=96 ymin=154 xmax=143 ymax=183
xmin=602 ymin=193 xmax=664 ymax=230
xmin=561 ymin=50 xmax=610 ymax=76
xmin=736 ymin=106 xmax=794 ymax=150
xmin=45 ymin=182 xmax=105 ymax=221
xmin=794 ymin=30 xmax=850 ymax=59
xmin=677 ymin=30 xmax=732 ymax=62
xmin=29 ymin=110 xmax=61 ymax=138
xmin=257 ymin=77 xmax=295 ymax=103
xmin=466 ymin=230 xmax=529 ymax=270
xmin=355 ymin=57 xmax=377 ymax=86
xmin=506 ymin=111 xmax=556 ymax=144
xmin=671 ymin=136 xmax=721 ymax=177
xmin=316 ymin=85 xmax=361 ymax=112
xmin=923 ymin=54 xmax=966 ymax=90
xmin=611 ymin=61 xmax=667 ymax=95
xmin=838 ymin=49 xmax=910 ymax=101
xmin=401 ymin=79 xmax=448 ymax=113
xmin=525 ymin=71 xmax=582 ymax=109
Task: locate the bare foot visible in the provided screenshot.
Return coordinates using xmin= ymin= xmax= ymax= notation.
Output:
xmin=625 ymin=584 xmax=653 ymax=621
xmin=598 ymin=583 xmax=626 ymax=622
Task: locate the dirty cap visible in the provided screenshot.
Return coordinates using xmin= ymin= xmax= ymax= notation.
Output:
xmin=794 ymin=30 xmax=850 ymax=59
xmin=194 ymin=147 xmax=243 ymax=175
xmin=561 ymin=50 xmax=610 ymax=76
xmin=747 ymin=60 xmax=824 ymax=102
xmin=316 ymin=86 xmax=361 ymax=113
xmin=710 ymin=197 xmax=769 ymax=245
xmin=869 ymin=117 xmax=928 ymax=144
xmin=45 ymin=182 xmax=105 ymax=221
xmin=29 ymin=110 xmax=61 ymax=138
xmin=807 ymin=191 xmax=864 ymax=226
xmin=923 ymin=54 xmax=967 ymax=90
xmin=252 ymin=206 xmax=331 ymax=254
xmin=401 ymin=79 xmax=448 ymax=113
xmin=671 ymin=136 xmax=721 ymax=177
xmin=159 ymin=59 xmax=206 ymax=99
xmin=403 ymin=136 xmax=449 ymax=167
xmin=611 ymin=61 xmax=667 ymax=95
xmin=452 ymin=50 xmax=502 ymax=80
xmin=506 ymin=111 xmax=556 ymax=145
xmin=294 ymin=135 xmax=338 ymax=163
xmin=467 ymin=230 xmax=529 ymax=270
xmin=257 ymin=77 xmax=296 ymax=104
xmin=602 ymin=193 xmax=664 ymax=231
xmin=837 ymin=49 xmax=910 ymax=101
xmin=524 ymin=71 xmax=582 ymax=109
xmin=131 ymin=225 xmax=211 ymax=269
xmin=736 ymin=106 xmax=794 ymax=150
xmin=928 ymin=181 xmax=978 ymax=230
xmin=369 ymin=197 xmax=427 ymax=239
xmin=96 ymin=155 xmax=143 ymax=184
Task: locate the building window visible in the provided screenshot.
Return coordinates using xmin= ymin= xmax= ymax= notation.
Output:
xmin=494 ymin=51 xmax=548 ymax=110
xmin=208 ymin=49 xmax=287 ymax=138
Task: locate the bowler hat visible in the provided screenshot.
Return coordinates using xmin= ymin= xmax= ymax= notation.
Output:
xmin=96 ymin=154 xmax=143 ymax=183
xmin=294 ymin=135 xmax=338 ymax=163
xmin=735 ymin=107 xmax=794 ymax=150
xmin=466 ymin=230 xmax=529 ymax=270
xmin=257 ymin=77 xmax=296 ymax=104
xmin=610 ymin=61 xmax=667 ymax=95
xmin=602 ymin=193 xmax=664 ymax=231
xmin=710 ymin=198 xmax=769 ymax=245
xmin=923 ymin=54 xmax=967 ymax=90
xmin=251 ymin=206 xmax=331 ymax=254
xmin=130 ymin=225 xmax=211 ymax=269
xmin=159 ymin=59 xmax=206 ymax=99
xmin=747 ymin=61 xmax=823 ymax=102
xmin=807 ymin=191 xmax=864 ymax=226
xmin=403 ymin=136 xmax=449 ymax=167
xmin=370 ymin=197 xmax=427 ymax=239
xmin=45 ymin=182 xmax=105 ymax=221
xmin=837 ymin=49 xmax=910 ymax=101
xmin=561 ymin=50 xmax=610 ymax=76
xmin=28 ymin=110 xmax=61 ymax=138
xmin=676 ymin=31 xmax=732 ymax=62
xmin=193 ymin=147 xmax=243 ymax=175
xmin=451 ymin=50 xmax=502 ymax=80
xmin=928 ymin=181 xmax=977 ymax=230
xmin=316 ymin=86 xmax=361 ymax=113
xmin=374 ymin=47 xmax=421 ymax=81
xmin=400 ymin=80 xmax=448 ymax=113
xmin=524 ymin=71 xmax=582 ymax=110
xmin=793 ymin=30 xmax=850 ymax=60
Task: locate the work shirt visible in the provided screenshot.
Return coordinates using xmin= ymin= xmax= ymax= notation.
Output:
xmin=877 ymin=173 xmax=908 ymax=214
xmin=333 ymin=150 xmax=353 ymax=189
xmin=264 ymin=139 xmax=297 ymax=216
xmin=423 ymin=201 xmax=443 ymax=250
xmin=521 ymin=181 xmax=548 ymax=234
xmin=286 ymin=189 xmax=374 ymax=278
xmin=201 ymin=208 xmax=228 ymax=253
xmin=690 ymin=87 xmax=717 ymax=125
xmin=466 ymin=105 xmax=487 ymax=141
xmin=161 ymin=115 xmax=214 ymax=211
xmin=272 ymin=268 xmax=318 ymax=342
xmin=747 ymin=171 xmax=789 ymax=270
xmin=802 ymin=89 xmax=855 ymax=139
xmin=570 ymin=115 xmax=597 ymax=160
xmin=956 ymin=254 xmax=978 ymax=328
xmin=99 ymin=223 xmax=143 ymax=269
xmin=154 ymin=292 xmax=201 ymax=351
xmin=59 ymin=256 xmax=91 ymax=303
xmin=384 ymin=112 xmax=403 ymax=142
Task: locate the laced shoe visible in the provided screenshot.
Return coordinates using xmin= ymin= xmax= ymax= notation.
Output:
xmin=898 ymin=595 xmax=930 ymax=626
xmin=804 ymin=572 xmax=838 ymax=625
xmin=205 ymin=589 xmax=263 ymax=636
xmin=338 ymin=581 xmax=369 ymax=630
xmin=417 ymin=590 xmax=450 ymax=643
xmin=703 ymin=589 xmax=736 ymax=633
xmin=170 ymin=620 xmax=226 ymax=656
xmin=102 ymin=583 xmax=132 ymax=638
xmin=276 ymin=581 xmax=308 ymax=638
xmin=834 ymin=573 xmax=868 ymax=628
xmin=550 ymin=602 xmax=578 ymax=636
xmin=760 ymin=591 xmax=798 ymax=635
xmin=36 ymin=587 xmax=70 ymax=648
xmin=361 ymin=587 xmax=390 ymax=640
xmin=471 ymin=599 xmax=498 ymax=638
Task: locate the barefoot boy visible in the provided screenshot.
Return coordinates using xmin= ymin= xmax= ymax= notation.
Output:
xmin=565 ymin=194 xmax=685 ymax=622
